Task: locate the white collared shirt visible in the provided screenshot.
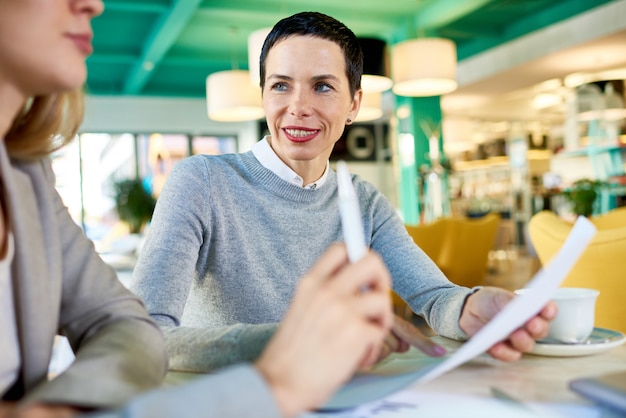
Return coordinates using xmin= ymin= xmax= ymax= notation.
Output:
xmin=252 ymin=137 xmax=329 ymax=190
xmin=0 ymin=233 xmax=20 ymax=395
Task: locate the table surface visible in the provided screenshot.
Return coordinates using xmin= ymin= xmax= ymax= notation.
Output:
xmin=411 ymin=335 xmax=626 ymax=405
xmin=165 ymin=335 xmax=626 ymax=416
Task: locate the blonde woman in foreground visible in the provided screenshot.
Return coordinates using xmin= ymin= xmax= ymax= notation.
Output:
xmin=0 ymin=1 xmax=393 ymax=417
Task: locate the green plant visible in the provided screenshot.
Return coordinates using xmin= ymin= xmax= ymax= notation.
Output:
xmin=561 ymin=179 xmax=604 ymax=217
xmin=113 ymin=178 xmax=156 ymax=234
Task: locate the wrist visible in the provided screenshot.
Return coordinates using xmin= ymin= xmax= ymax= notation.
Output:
xmin=254 ymin=360 xmax=301 ymax=418
xmin=459 ymin=287 xmax=482 ymax=335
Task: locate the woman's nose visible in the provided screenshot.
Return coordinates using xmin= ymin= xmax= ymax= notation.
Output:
xmin=73 ymin=0 xmax=105 ymax=18
xmin=287 ymin=89 xmax=313 ymax=118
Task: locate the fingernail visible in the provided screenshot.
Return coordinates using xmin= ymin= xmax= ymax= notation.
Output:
xmin=433 ymin=345 xmax=447 ymax=356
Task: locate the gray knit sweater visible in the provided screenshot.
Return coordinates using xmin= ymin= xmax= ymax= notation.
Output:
xmin=131 ymin=151 xmax=471 ymax=372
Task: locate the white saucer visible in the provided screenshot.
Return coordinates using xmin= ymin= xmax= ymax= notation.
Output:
xmin=529 ymin=327 xmax=626 ymax=357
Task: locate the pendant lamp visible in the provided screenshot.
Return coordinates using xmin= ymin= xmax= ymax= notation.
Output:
xmin=358 ymin=37 xmax=393 ymax=93
xmin=206 ymin=70 xmax=264 ymax=122
xmin=248 ymin=27 xmax=272 ymax=86
xmin=355 ymin=91 xmax=383 ymax=122
xmin=391 ymin=38 xmax=457 ymax=97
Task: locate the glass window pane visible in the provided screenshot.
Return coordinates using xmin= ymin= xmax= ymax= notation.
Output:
xmin=192 ymin=135 xmax=237 ymax=155
xmin=138 ymin=133 xmax=189 ymax=198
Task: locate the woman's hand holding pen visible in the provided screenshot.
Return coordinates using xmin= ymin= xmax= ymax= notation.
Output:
xmin=255 ymin=243 xmax=394 ymax=418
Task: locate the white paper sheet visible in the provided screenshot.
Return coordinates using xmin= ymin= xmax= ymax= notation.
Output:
xmin=321 ymin=216 xmax=597 ymax=410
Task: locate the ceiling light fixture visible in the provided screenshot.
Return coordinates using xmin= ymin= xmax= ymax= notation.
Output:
xmin=206 ymin=70 xmax=264 ymax=122
xmin=206 ymin=26 xmax=265 ymax=122
xmin=391 ymin=38 xmax=457 ymax=97
xmin=358 ymin=37 xmax=393 ymax=93
xmin=532 ymin=93 xmax=562 ymax=109
xmin=355 ymin=91 xmax=384 ymax=122
xmin=248 ymin=27 xmax=272 ymax=87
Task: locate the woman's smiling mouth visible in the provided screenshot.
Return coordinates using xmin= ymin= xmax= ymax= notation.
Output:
xmin=283 ymin=127 xmax=320 ymax=142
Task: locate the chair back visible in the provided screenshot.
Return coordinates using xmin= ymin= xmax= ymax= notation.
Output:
xmin=405 ymin=213 xmax=500 ymax=288
xmin=528 ymin=210 xmax=626 ymax=333
xmin=439 ymin=213 xmax=501 ymax=288
xmin=405 ymin=219 xmax=448 ymax=262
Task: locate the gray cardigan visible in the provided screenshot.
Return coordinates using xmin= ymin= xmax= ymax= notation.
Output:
xmin=0 ymin=142 xmax=167 ymax=407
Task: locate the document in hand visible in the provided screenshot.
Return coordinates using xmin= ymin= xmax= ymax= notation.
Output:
xmin=321 ymin=216 xmax=597 ymax=410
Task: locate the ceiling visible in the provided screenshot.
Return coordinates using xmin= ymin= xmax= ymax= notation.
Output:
xmin=88 ymin=0 xmax=626 ymax=125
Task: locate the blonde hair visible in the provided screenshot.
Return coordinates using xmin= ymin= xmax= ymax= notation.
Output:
xmin=5 ymin=89 xmax=84 ymax=160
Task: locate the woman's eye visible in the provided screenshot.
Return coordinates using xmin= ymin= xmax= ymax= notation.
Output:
xmin=270 ymin=82 xmax=288 ymax=91
xmin=315 ymin=83 xmax=332 ymax=93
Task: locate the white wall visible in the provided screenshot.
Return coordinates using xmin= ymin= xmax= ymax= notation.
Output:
xmin=83 ymin=95 xmax=259 ymax=151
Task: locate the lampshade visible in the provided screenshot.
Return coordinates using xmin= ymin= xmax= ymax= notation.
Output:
xmin=532 ymin=93 xmax=562 ymax=109
xmin=355 ymin=91 xmax=383 ymax=122
xmin=206 ymin=70 xmax=264 ymax=122
xmin=391 ymin=38 xmax=457 ymax=97
xmin=358 ymin=37 xmax=393 ymax=93
xmin=248 ymin=27 xmax=271 ymax=86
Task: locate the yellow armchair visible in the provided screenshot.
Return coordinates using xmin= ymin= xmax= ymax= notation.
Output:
xmin=528 ymin=210 xmax=626 ymax=334
xmin=405 ymin=213 xmax=501 ymax=288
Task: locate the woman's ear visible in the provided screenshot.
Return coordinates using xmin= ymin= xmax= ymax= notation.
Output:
xmin=348 ymin=89 xmax=363 ymax=124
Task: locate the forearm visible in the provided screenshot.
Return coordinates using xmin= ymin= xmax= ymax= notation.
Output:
xmin=82 ymin=365 xmax=282 ymax=418
xmin=23 ymin=320 xmax=167 ymax=409
xmin=162 ymin=323 xmax=278 ymax=373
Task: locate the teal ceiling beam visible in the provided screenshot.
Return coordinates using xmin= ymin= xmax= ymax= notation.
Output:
xmin=123 ymin=0 xmax=203 ymax=95
xmin=165 ymin=56 xmax=233 ymax=68
xmin=413 ymin=0 xmax=496 ymax=31
xmin=456 ymin=0 xmax=613 ymax=60
xmin=103 ymin=1 xmax=168 ymax=13
xmin=90 ymin=49 xmax=235 ymax=70
xmin=88 ymin=53 xmax=137 ymax=64
xmin=438 ymin=24 xmax=502 ymax=39
xmin=393 ymin=0 xmax=496 ymax=41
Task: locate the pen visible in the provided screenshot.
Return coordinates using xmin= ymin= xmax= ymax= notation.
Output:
xmin=336 ymin=160 xmax=367 ymax=263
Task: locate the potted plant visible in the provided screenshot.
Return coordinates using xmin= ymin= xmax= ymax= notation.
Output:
xmin=113 ymin=178 xmax=157 ymax=234
xmin=561 ymin=179 xmax=605 ymax=217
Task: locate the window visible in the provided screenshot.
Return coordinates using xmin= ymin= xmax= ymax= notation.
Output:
xmin=53 ymin=132 xmax=237 ymax=250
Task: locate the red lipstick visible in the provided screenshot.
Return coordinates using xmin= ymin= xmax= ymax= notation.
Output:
xmin=282 ymin=127 xmax=320 ymax=143
xmin=67 ymin=34 xmax=93 ymax=55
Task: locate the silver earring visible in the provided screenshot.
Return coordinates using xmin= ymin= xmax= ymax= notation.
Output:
xmin=347 ymin=118 xmax=352 ymax=123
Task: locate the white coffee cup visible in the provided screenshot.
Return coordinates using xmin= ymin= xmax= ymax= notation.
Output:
xmin=516 ymin=287 xmax=599 ymax=344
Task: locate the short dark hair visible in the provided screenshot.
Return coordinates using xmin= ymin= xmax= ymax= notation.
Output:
xmin=259 ymin=11 xmax=363 ymax=97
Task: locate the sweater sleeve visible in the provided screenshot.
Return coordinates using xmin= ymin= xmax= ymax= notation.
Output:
xmin=85 ymin=365 xmax=283 ymax=418
xmin=359 ymin=180 xmax=473 ymax=340
xmin=160 ymin=323 xmax=277 ymax=372
xmin=131 ymin=157 xmax=210 ymax=328
xmin=131 ymin=156 xmax=277 ymax=372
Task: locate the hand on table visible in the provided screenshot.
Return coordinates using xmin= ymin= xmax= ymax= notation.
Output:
xmin=459 ymin=287 xmax=558 ymax=362
xmin=374 ymin=315 xmax=447 ymax=364
xmin=255 ymin=243 xmax=394 ymax=418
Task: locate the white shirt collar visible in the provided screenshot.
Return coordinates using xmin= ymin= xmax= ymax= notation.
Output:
xmin=252 ymin=136 xmax=329 ymax=189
